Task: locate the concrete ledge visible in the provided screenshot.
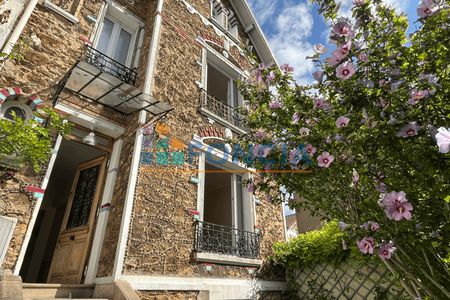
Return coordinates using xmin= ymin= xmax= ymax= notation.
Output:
xmin=194 ymin=252 xmax=262 ymax=267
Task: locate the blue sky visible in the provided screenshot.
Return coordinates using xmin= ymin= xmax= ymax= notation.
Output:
xmin=249 ymin=0 xmax=421 ymax=84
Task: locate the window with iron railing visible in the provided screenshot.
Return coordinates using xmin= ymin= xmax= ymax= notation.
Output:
xmin=200 ymin=59 xmax=247 ymax=130
xmin=194 ymin=221 xmax=260 ymax=259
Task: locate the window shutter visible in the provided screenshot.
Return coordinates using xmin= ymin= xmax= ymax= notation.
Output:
xmin=0 ymin=216 xmax=17 ymax=266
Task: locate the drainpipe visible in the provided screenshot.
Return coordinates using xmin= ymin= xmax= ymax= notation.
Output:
xmin=1 ymin=0 xmax=39 ymax=54
xmin=112 ymin=0 xmax=165 ymax=281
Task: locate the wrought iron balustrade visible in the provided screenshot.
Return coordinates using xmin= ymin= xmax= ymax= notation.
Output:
xmin=194 ymin=220 xmax=260 ymax=259
xmin=200 ymin=91 xmax=247 ymax=130
xmin=83 ymin=45 xmax=137 ymax=85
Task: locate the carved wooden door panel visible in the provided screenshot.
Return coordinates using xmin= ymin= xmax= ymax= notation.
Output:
xmin=47 ymin=156 xmax=106 ymax=283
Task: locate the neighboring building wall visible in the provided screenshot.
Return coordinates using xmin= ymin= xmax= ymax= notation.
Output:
xmin=122 ymin=0 xmax=285 ymax=282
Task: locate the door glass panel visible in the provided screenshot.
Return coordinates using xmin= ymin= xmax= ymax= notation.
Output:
xmin=66 ymin=165 xmax=100 ymax=229
xmin=113 ymin=28 xmax=132 ymax=65
xmin=97 ymin=17 xmax=114 ymax=54
xmin=232 ymin=81 xmax=239 ymax=108
xmin=235 ymin=174 xmax=244 ymax=230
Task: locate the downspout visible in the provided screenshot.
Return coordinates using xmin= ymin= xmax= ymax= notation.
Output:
xmin=112 ymin=0 xmax=165 ymax=281
xmin=1 ymin=0 xmax=39 ymax=54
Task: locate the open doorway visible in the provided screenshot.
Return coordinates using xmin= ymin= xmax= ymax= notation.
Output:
xmin=19 ymin=138 xmax=108 ymax=283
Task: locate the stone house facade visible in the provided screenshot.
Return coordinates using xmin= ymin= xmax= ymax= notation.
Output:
xmin=0 ymin=0 xmax=287 ymax=298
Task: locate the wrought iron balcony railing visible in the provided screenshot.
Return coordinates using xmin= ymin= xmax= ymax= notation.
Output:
xmin=200 ymin=90 xmax=247 ymax=131
xmin=194 ymin=220 xmax=260 ymax=259
xmin=83 ymin=45 xmax=137 ymax=85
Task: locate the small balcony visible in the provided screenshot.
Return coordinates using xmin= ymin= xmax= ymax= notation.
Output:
xmin=194 ymin=221 xmax=260 ymax=260
xmin=54 ymin=45 xmax=173 ymax=117
xmin=83 ymin=45 xmax=137 ymax=86
xmin=200 ymin=90 xmax=247 ymax=133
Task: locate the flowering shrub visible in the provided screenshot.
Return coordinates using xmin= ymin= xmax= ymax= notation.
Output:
xmin=238 ymin=0 xmax=450 ymax=298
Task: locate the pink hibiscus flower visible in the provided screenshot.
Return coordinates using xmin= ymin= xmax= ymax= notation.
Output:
xmin=417 ymin=0 xmax=437 ymax=18
xmin=397 ymin=122 xmax=420 ymax=138
xmin=269 ymin=99 xmax=283 ymax=109
xmin=313 ymin=97 xmax=331 ymax=110
xmin=407 ymin=88 xmax=429 ymax=105
xmin=313 ymin=43 xmax=327 ymax=54
xmin=299 ymin=127 xmax=310 ymax=136
xmin=353 ymin=0 xmax=365 ymax=5
xmin=305 ymin=144 xmax=316 ymax=156
xmin=326 ymin=54 xmax=343 ymax=67
xmin=357 ymin=237 xmax=375 ymax=254
xmin=280 ymin=63 xmax=294 ymax=73
xmin=335 ymin=116 xmax=350 ymax=128
xmin=386 ymin=201 xmax=414 ymax=221
xmin=334 ymin=40 xmax=352 ymax=58
xmin=332 ymin=21 xmax=355 ymax=37
xmin=317 ymin=152 xmax=334 ymax=168
xmin=436 ymin=127 xmax=450 ymax=153
xmin=378 ymin=243 xmax=396 ymax=260
xmin=336 ymin=61 xmax=356 ymax=79
xmin=382 ymin=191 xmax=408 ymax=207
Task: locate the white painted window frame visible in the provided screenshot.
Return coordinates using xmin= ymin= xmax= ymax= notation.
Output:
xmin=201 ymin=47 xmax=245 ymax=109
xmin=43 ymin=0 xmax=80 ymax=24
xmin=193 ymin=136 xmax=255 ymax=232
xmin=91 ymin=1 xmax=144 ymax=69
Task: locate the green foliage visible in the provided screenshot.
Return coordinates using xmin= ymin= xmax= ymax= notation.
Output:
xmin=239 ymin=0 xmax=450 ymax=298
xmin=273 ymin=221 xmax=349 ymax=269
xmin=0 ymin=108 xmax=71 ymax=172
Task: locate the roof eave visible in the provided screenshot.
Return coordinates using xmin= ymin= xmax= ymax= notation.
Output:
xmin=229 ymin=0 xmax=278 ymax=67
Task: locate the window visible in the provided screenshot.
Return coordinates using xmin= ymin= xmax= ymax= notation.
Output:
xmin=43 ymin=0 xmax=81 ymax=23
xmin=0 ymin=97 xmax=32 ymax=122
xmin=207 ymin=63 xmax=241 ymax=108
xmin=202 ymin=161 xmax=254 ymax=232
xmin=211 ymin=0 xmax=239 ymax=39
xmin=194 ymin=152 xmax=259 ymax=261
xmin=200 ymin=49 xmax=247 ymax=131
xmin=93 ymin=3 xmax=143 ymax=69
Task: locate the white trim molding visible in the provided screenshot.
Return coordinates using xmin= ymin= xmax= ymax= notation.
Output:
xmin=122 ymin=275 xmax=287 ymax=299
xmin=43 ymin=0 xmax=80 ymax=23
xmin=13 ymin=135 xmax=63 ymax=275
xmin=195 ymin=252 xmax=262 ymax=267
xmin=54 ymin=103 xmax=125 ymax=138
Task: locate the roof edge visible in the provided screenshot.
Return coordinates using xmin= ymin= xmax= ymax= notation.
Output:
xmin=229 ymin=0 xmax=278 ymax=67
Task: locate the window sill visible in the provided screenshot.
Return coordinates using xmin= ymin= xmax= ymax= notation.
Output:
xmin=43 ymin=0 xmax=79 ymax=24
xmin=200 ymin=107 xmax=247 ymax=135
xmin=194 ymin=252 xmax=262 ymax=267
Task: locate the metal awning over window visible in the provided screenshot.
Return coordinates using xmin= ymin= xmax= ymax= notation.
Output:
xmin=58 ymin=46 xmax=173 ymax=116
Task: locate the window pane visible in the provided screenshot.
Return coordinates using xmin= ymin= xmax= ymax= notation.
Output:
xmin=4 ymin=107 xmax=26 ymax=121
xmin=97 ymin=17 xmax=114 ymax=54
xmin=207 ymin=64 xmax=229 ymax=104
xmin=113 ymin=28 xmax=132 ymax=65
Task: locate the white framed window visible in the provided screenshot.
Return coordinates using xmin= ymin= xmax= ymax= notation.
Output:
xmin=211 ymin=0 xmax=239 ymax=39
xmin=93 ymin=3 xmax=144 ymax=68
xmin=202 ymin=49 xmax=244 ymax=109
xmin=198 ymin=153 xmax=255 ymax=233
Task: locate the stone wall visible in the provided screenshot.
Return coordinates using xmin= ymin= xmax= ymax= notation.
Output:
xmin=138 ymin=290 xmax=199 ymax=300
xmin=0 ymin=0 xmax=155 ymax=277
xmin=122 ymin=0 xmax=285 ymax=281
xmin=0 ymin=170 xmax=38 ymax=270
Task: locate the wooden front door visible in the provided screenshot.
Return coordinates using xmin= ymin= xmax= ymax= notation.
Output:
xmin=47 ymin=156 xmax=107 ymax=283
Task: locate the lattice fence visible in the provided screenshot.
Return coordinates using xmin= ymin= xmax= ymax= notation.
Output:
xmin=287 ymin=259 xmax=408 ymax=299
